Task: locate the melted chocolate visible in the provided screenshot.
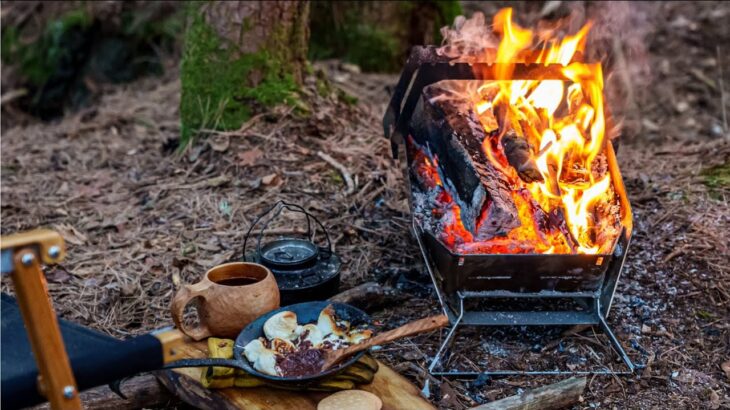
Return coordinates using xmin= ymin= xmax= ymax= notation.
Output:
xmin=276 ymin=348 xmax=325 ymax=377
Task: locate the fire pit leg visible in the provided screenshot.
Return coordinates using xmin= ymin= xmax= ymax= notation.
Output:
xmin=427 ymin=296 xmax=463 ymax=374
xmin=422 ymin=296 xmax=464 ymax=397
xmin=595 ymin=299 xmax=638 ymax=373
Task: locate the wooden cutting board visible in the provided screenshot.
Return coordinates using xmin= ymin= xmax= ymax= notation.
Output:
xmin=158 ymin=341 xmax=435 ymax=410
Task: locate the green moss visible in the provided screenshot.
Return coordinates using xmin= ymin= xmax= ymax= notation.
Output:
xmin=180 ymin=11 xmax=298 ymax=146
xmin=703 ymin=161 xmax=730 ymax=189
xmin=2 ymin=9 xmax=92 ymax=86
xmin=338 ymin=89 xmax=358 ymax=106
xmin=344 ymin=24 xmax=400 ymax=72
xmin=308 ymin=2 xmax=400 ymax=72
xmin=702 ymin=161 xmax=730 ymax=199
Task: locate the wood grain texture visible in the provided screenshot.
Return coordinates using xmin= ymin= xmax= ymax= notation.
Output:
xmin=12 ymin=248 xmax=81 ymax=409
xmin=159 ymin=341 xmax=435 ymax=410
xmin=469 ymin=377 xmax=586 ymax=410
xmin=171 ymin=262 xmax=280 ymax=340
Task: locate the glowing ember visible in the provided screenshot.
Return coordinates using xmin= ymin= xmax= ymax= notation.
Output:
xmin=412 ymin=8 xmax=622 ymax=255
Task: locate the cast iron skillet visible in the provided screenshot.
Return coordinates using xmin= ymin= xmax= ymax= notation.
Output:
xmin=165 ymin=301 xmax=372 ymax=386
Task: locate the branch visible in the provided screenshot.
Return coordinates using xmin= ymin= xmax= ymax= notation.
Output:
xmin=329 ymin=282 xmax=400 ymax=312
xmin=317 ymin=151 xmax=355 ymax=196
xmin=469 ymin=377 xmax=586 ymax=410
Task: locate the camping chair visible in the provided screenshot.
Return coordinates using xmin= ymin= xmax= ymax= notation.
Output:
xmin=1 ymin=229 xmax=183 ymax=409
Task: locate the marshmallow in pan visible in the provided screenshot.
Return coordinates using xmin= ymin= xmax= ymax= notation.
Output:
xmin=298 ymin=323 xmax=324 ymax=347
xmin=317 ymin=305 xmax=349 ymax=338
xmin=263 ymin=310 xmax=299 ymax=341
xmin=243 ymin=338 xmax=280 ymax=376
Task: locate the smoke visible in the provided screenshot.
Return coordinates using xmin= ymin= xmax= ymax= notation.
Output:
xmin=435 ymin=2 xmax=658 ymax=138
xmin=436 ymin=12 xmax=498 ymax=61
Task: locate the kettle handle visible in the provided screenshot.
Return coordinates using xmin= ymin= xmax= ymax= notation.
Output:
xmin=242 ymin=201 xmax=333 ymax=262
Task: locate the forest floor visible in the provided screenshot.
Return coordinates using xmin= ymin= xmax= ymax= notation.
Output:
xmin=2 ymin=2 xmax=729 ymax=409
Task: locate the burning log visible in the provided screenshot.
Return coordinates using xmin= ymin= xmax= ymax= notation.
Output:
xmin=411 ymin=83 xmax=520 ymax=241
xmin=501 ymin=130 xmax=543 ymax=183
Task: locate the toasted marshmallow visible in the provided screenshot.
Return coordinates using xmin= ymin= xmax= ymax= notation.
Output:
xmin=243 ymin=338 xmax=266 ymax=363
xmin=298 ymin=323 xmax=324 ymax=347
xmin=264 ymin=311 xmax=299 ymax=341
xmin=243 ymin=338 xmax=280 ymax=376
xmin=271 ymin=338 xmax=296 ymax=354
xmin=317 ymin=305 xmax=348 ymax=338
xmin=253 ymin=347 xmax=279 ymax=376
xmin=347 ymin=329 xmax=373 ymax=344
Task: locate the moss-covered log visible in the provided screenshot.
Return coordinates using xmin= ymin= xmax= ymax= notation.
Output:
xmin=180 ymin=1 xmax=309 ymax=144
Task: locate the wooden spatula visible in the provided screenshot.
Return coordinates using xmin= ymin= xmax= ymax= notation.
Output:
xmin=321 ymin=314 xmax=450 ymax=371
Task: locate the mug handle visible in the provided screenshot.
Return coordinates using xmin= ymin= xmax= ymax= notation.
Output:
xmin=171 ymin=282 xmax=213 ymax=341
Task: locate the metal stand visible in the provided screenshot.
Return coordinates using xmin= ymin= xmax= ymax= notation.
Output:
xmin=428 ymin=293 xmax=636 ymax=378
xmin=414 ymin=220 xmax=641 ymax=379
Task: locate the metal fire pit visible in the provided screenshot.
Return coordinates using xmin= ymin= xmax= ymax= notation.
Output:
xmin=384 ymin=47 xmax=639 ymax=377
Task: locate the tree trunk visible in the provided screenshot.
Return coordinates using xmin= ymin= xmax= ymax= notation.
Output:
xmin=180 ymin=0 xmax=309 ymax=142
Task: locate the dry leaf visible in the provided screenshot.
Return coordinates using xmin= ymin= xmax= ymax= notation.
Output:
xmin=208 ymin=134 xmax=230 ymax=152
xmin=204 ymin=176 xmax=230 ymax=188
xmin=439 ymin=381 xmax=461 ymax=409
xmin=722 ymin=360 xmax=730 ymax=381
xmin=261 ymin=173 xmax=280 ymax=186
xmin=237 ymin=147 xmax=263 ymax=166
xmin=54 ymin=223 xmax=87 ymax=245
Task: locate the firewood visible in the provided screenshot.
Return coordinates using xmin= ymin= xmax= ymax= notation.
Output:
xmin=501 ymin=130 xmax=543 ymax=183
xmin=468 ymin=376 xmax=586 ymax=410
xmin=329 ymin=282 xmax=400 ymax=312
xmin=411 ymin=83 xmax=520 ymax=240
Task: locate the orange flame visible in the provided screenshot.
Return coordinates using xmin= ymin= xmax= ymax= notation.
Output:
xmin=413 ymin=9 xmax=620 ymax=255
xmin=476 ymin=8 xmax=613 ymax=254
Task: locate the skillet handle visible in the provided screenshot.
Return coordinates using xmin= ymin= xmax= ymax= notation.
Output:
xmin=163 ymin=358 xmax=245 ymax=370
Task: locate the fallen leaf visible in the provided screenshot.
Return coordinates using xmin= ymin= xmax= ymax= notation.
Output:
xmin=237 ymin=147 xmax=263 ymax=166
xmin=53 ymin=223 xmax=88 ymax=245
xmin=188 ymin=145 xmax=205 ymax=162
xmin=261 ymin=173 xmax=280 ymax=186
xmin=439 ymin=381 xmax=461 ymax=409
xmin=710 ymin=390 xmax=720 ymax=409
xmin=46 ymin=266 xmax=72 ymax=283
xmin=722 ymin=360 xmax=730 ymax=381
xmin=205 ymin=175 xmax=230 ymax=188
xmin=208 ymin=134 xmax=230 ymax=152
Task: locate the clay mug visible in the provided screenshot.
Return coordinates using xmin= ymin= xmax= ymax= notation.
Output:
xmin=171 ymin=262 xmax=280 ymax=340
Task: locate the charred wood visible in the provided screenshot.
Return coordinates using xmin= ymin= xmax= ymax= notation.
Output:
xmin=410 ymin=83 xmax=520 ymax=240
xmin=501 ymin=130 xmax=543 ymax=183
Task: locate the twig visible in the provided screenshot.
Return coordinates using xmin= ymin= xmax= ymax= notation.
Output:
xmin=317 ymin=151 xmax=355 ymax=195
xmin=1 ymin=88 xmax=28 ymax=105
xmin=718 ymin=46 xmax=728 ymax=134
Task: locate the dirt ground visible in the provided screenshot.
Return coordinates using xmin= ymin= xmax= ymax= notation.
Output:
xmin=2 ymin=1 xmax=729 ymax=409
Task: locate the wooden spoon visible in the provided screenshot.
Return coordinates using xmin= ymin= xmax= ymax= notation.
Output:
xmin=321 ymin=314 xmax=449 ymax=371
